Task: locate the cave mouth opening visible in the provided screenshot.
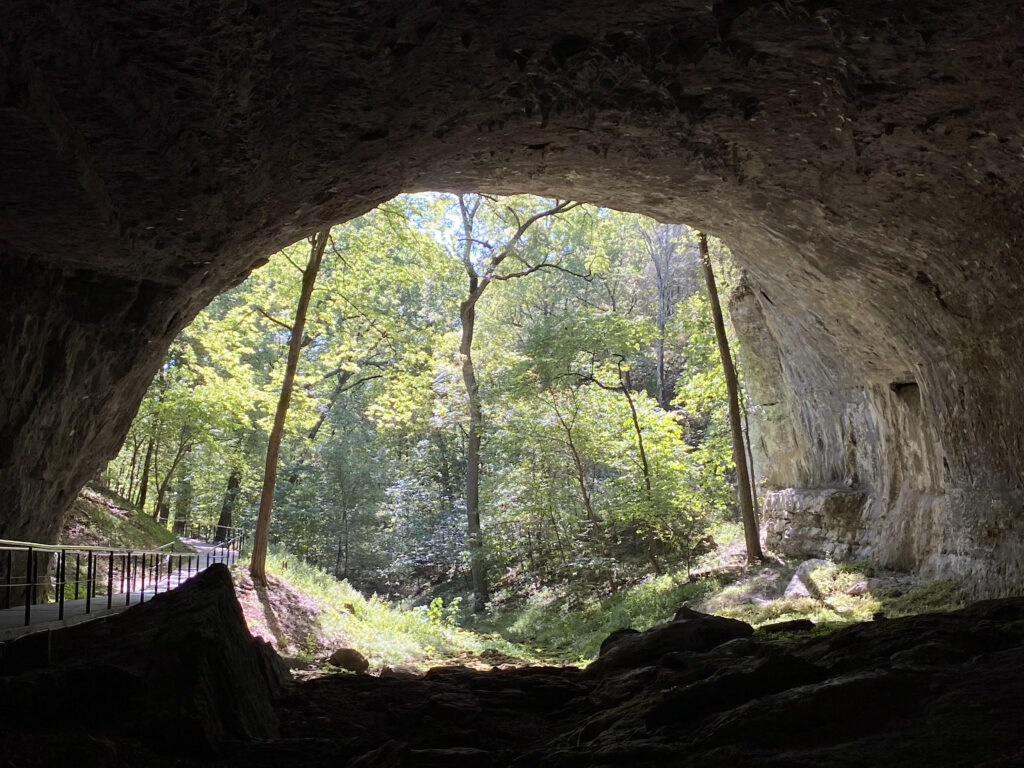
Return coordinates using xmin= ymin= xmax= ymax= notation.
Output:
xmin=102 ymin=191 xmax=759 ymax=622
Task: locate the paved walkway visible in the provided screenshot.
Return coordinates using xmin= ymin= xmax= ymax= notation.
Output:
xmin=0 ymin=539 xmax=237 ymax=641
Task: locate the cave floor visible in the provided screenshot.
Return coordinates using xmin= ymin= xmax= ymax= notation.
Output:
xmin=2 ymin=568 xmax=1021 ymax=768
xmin=229 ymin=598 xmax=1024 ymax=768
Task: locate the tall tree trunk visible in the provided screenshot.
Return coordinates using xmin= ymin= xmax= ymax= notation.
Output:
xmin=618 ymin=364 xmax=662 ymax=575
xmin=250 ymin=227 xmax=330 ymax=586
xmin=655 ymin=296 xmax=668 ymax=409
xmin=459 ymin=285 xmax=488 ymax=612
xmin=551 ymin=397 xmax=600 ymax=526
xmin=641 ymin=223 xmax=682 ymax=411
xmin=343 ymin=509 xmax=350 ymax=579
xmin=739 ymin=383 xmax=760 ymax=525
xmin=136 ymin=437 xmax=154 ymax=513
xmin=699 ymin=233 xmax=764 ymax=563
xmin=173 ymin=477 xmax=192 ymax=534
xmin=216 ymin=469 xmax=241 ymax=540
xmin=334 ymin=531 xmax=343 ymax=579
xmin=122 ymin=437 xmax=141 ymax=498
xmin=153 ymin=432 xmax=191 ymax=524
xmin=453 ymin=194 xmax=579 ymax=611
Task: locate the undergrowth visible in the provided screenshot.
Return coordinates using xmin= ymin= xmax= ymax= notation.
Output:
xmin=477 ymin=572 xmax=717 ymax=661
xmin=64 ymin=485 xmax=185 ymax=551
xmin=249 ymin=548 xmax=539 ymax=672
xmin=239 ymin=540 xmax=972 ymax=671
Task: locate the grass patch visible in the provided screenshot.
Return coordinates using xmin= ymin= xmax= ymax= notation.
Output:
xmin=233 ymin=540 xmax=975 ymax=672
xmin=63 ymin=485 xmax=185 ymax=551
xmin=478 ymin=572 xmax=716 ymax=661
xmin=240 ymin=548 xmax=540 ymax=672
xmin=881 ymin=579 xmax=969 ymax=617
xmin=700 ymin=559 xmax=970 ymax=629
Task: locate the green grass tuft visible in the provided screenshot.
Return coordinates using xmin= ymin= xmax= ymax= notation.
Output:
xmin=478 ymin=573 xmax=716 ymax=661
xmin=260 ymin=548 xmax=539 ymax=671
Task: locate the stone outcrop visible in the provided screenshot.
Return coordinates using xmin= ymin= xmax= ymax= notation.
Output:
xmin=585 ymin=607 xmax=753 ymax=677
xmin=2 ymin=2 xmax=1024 ymax=592
xmin=0 ymin=564 xmax=288 ymax=757
xmin=329 ymin=647 xmax=371 ymax=675
xmin=2 ymin=577 xmax=1022 ymax=766
xmin=730 ymin=277 xmax=1024 ymax=596
xmin=252 ymin=599 xmax=1024 ymax=767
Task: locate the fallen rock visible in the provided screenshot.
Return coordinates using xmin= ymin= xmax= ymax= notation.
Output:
xmin=784 ymin=558 xmax=830 ymax=598
xmin=758 ymin=618 xmax=815 ymax=635
xmin=846 ymin=575 xmax=919 ymax=596
xmin=585 ymin=609 xmax=752 ymax=677
xmin=270 ymin=598 xmax=1024 ymax=768
xmin=380 ymin=664 xmax=422 ymax=680
xmin=329 ymin=648 xmax=370 ymax=674
xmin=598 ymin=627 xmax=640 ymax=657
xmin=645 ymin=652 xmax=827 ymax=729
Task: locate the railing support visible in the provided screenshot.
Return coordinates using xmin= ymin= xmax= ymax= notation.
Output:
xmin=0 ymin=531 xmax=245 ymax=632
xmin=108 ymin=551 xmax=115 ymax=609
xmin=24 ymin=546 xmax=33 ymax=626
xmin=57 ymin=549 xmax=66 ymax=620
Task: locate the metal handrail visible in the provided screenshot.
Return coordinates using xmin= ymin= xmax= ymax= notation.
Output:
xmin=0 ymin=527 xmax=247 ymax=630
xmin=0 ymin=538 xmax=178 ymax=556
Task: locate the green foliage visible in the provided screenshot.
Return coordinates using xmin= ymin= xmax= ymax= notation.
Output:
xmin=66 ymin=487 xmax=181 ymax=551
xmin=261 ymin=548 xmax=532 ymax=669
xmin=480 ymin=571 xmax=716 ymax=660
xmin=705 ymin=559 xmax=971 ymax=629
xmin=879 ymin=579 xmax=969 ymax=617
xmin=108 ymin=193 xmax=748 ymax=620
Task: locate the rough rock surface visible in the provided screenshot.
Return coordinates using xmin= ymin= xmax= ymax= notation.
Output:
xmin=586 ymin=607 xmax=753 ymax=677
xmin=329 ymin=647 xmax=371 ymax=675
xmin=3 ymin=2 xmax=1024 ymax=593
xmin=247 ymin=598 xmax=1024 ymax=766
xmin=783 ymin=558 xmax=832 ymax=599
xmin=2 ymin=580 xmax=1022 ymax=766
xmin=0 ymin=564 xmax=288 ymax=756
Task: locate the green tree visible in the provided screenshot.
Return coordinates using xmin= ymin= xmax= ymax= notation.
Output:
xmin=250 ymin=228 xmax=330 ymax=586
xmin=453 ymin=194 xmax=582 ymax=611
xmin=699 ymin=233 xmax=763 ymax=564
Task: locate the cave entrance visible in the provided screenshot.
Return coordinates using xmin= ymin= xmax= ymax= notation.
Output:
xmin=101 ymin=193 xmax=758 ymax=620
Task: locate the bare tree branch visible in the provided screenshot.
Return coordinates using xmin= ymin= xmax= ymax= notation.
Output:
xmin=462 ymin=199 xmax=583 ymax=311
xmin=283 ymin=251 xmax=305 ymax=274
xmin=493 ymin=261 xmax=593 ymax=282
xmin=255 ymin=306 xmax=293 ymax=332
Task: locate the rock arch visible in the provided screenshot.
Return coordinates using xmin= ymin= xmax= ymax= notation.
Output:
xmin=2 ymin=1 xmax=1023 ymax=594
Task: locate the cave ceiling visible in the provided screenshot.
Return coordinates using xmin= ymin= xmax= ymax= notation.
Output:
xmin=1 ymin=1 xmax=1023 ymax=592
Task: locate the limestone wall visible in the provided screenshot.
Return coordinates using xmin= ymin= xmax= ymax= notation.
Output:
xmin=731 ymin=278 xmax=1024 ymax=597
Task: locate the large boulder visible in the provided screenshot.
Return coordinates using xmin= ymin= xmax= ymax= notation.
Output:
xmin=586 ymin=608 xmax=753 ymax=677
xmin=0 ymin=564 xmax=288 ymax=753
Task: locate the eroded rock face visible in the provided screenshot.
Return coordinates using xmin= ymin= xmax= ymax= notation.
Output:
xmin=2 ymin=2 xmax=1024 ymax=591
xmin=246 ymin=599 xmax=1024 ymax=767
xmin=731 ymin=278 xmax=1024 ymax=596
xmin=0 ymin=564 xmax=288 ymax=756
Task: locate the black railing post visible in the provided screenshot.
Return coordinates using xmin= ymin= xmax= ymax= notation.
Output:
xmin=57 ymin=549 xmax=66 ymax=620
xmin=74 ymin=553 xmax=81 ymax=600
xmin=140 ymin=554 xmax=146 ymax=603
xmin=108 ymin=551 xmax=114 ymax=608
xmin=155 ymin=555 xmax=161 ymax=596
xmin=126 ymin=552 xmax=133 ymax=605
xmin=24 ymin=546 xmax=34 ymax=626
xmin=85 ymin=551 xmax=93 ymax=614
xmin=6 ymin=549 xmax=12 ymax=610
